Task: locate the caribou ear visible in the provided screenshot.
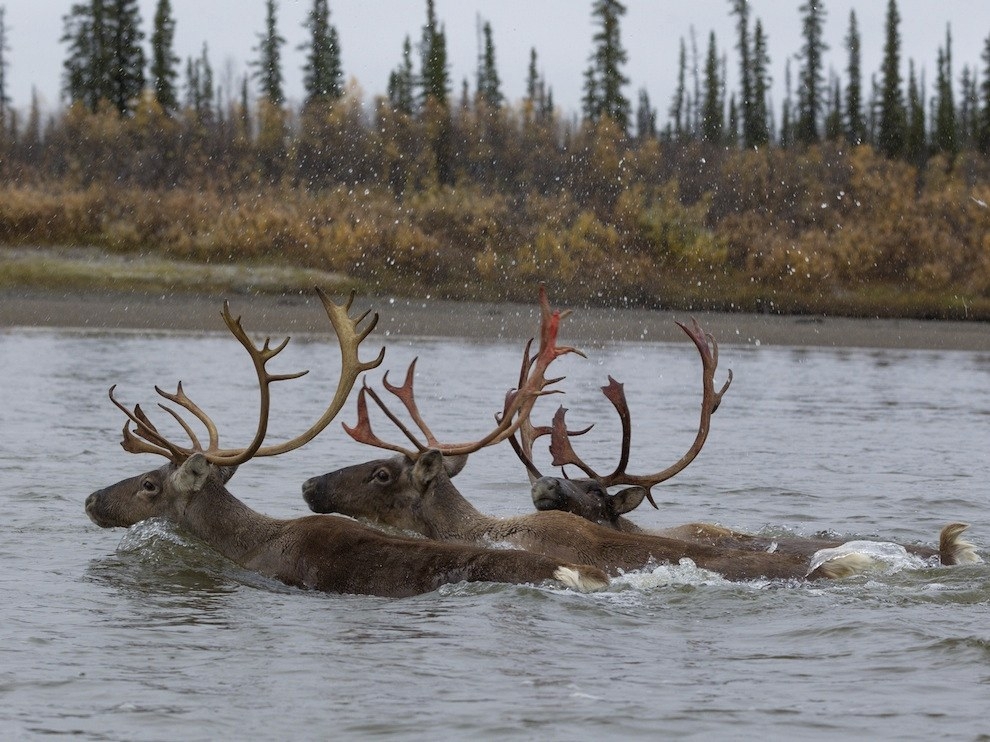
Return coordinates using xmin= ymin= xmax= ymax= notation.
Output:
xmin=412 ymin=449 xmax=446 ymax=491
xmin=610 ymin=486 xmax=649 ymax=515
xmin=443 ymin=454 xmax=468 ymax=478
xmin=173 ymin=453 xmax=213 ymax=496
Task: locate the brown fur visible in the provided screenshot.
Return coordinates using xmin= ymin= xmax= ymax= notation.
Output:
xmin=303 ymin=451 xmax=839 ymax=581
xmin=85 ymin=454 xmax=609 ymax=597
xmin=529 ymin=475 xmax=975 ymax=565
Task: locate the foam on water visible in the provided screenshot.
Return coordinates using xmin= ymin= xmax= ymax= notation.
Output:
xmin=807 ymin=539 xmax=932 ymax=576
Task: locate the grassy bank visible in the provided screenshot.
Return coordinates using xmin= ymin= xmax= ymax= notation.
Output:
xmin=0 ymin=246 xmax=360 ymax=297
xmin=4 ymin=243 xmax=988 ymax=322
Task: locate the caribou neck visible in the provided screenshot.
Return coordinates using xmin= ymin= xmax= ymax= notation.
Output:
xmin=611 ymin=515 xmax=646 ymax=533
xmin=179 ymin=479 xmax=284 ymax=566
xmin=422 ymin=473 xmax=501 ymax=542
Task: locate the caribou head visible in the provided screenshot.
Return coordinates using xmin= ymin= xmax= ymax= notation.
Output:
xmin=302 ymin=284 xmax=583 ymax=538
xmin=510 ymin=318 xmax=731 ymax=532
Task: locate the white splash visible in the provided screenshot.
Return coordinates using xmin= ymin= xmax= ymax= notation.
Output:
xmin=116 ymin=517 xmax=188 ymax=553
xmin=807 ymin=540 xmax=929 ymax=578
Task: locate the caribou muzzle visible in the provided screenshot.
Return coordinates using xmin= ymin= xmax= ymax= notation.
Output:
xmin=531 ymin=476 xmax=569 ymax=512
xmin=84 ymin=485 xmax=121 ymax=528
xmin=302 ymin=474 xmax=333 ymax=513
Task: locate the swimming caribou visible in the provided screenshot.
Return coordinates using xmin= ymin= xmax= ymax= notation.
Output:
xmin=84 ymin=288 xmax=609 ymax=597
xmin=512 ymin=320 xmax=980 ymax=568
xmin=302 ymin=286 xmax=906 ymax=581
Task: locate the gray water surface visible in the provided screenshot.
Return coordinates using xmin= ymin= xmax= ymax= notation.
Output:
xmin=1 ymin=325 xmax=988 ymax=740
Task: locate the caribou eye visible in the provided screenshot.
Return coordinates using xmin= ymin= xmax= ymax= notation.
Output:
xmin=372 ymin=468 xmax=392 ymax=484
xmin=140 ymin=478 xmax=157 ymax=495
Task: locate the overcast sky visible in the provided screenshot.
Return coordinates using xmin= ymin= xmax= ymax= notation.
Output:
xmin=5 ymin=1 xmax=990 ymax=123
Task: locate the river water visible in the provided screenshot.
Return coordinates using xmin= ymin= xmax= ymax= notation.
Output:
xmin=1 ymin=316 xmax=988 ymax=740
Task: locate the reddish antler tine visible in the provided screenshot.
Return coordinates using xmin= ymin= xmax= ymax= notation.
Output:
xmin=341 ymin=284 xmax=581 ymax=462
xmin=342 ymin=383 xmax=373 ymax=442
xmin=382 ymin=358 xmax=440 ymax=447
xmin=599 ymin=376 xmax=632 ymax=479
xmin=544 ymin=317 xmax=731 ymax=509
xmin=343 ymin=385 xmax=421 ymax=456
xmin=548 ymin=406 xmax=599 ymax=479
xmin=504 ymin=380 xmax=560 ymax=482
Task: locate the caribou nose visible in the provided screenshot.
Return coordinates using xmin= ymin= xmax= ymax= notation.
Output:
xmin=84 ymin=490 xmax=108 ymax=526
xmin=531 ymin=476 xmax=563 ymax=510
xmin=301 ymin=476 xmax=322 ymax=510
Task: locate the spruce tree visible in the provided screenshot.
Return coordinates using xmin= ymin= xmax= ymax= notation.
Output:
xmin=419 ymin=0 xmax=449 ymax=106
xmin=198 ymin=43 xmax=213 ymax=122
xmin=0 ymin=7 xmax=10 ymax=122
xmin=727 ymin=93 xmax=739 ymax=146
xmin=526 ymin=48 xmax=539 ymax=103
xmin=730 ymin=0 xmax=757 ymax=147
xmin=588 ymin=0 xmax=630 ymax=128
xmin=525 ymin=47 xmax=552 ymax=123
xmin=108 ymin=0 xmax=145 ymax=114
xmin=877 ymin=0 xmax=906 ymax=158
xmin=636 ymin=88 xmax=655 ymax=139
xmin=149 ymin=0 xmax=179 ymax=112
xmin=61 ymin=3 xmax=94 ymax=109
xmin=24 ymin=88 xmax=41 ymax=149
xmin=823 ymin=72 xmax=842 ymax=140
xmin=795 ymin=0 xmax=827 ymax=145
xmin=62 ymin=0 xmax=144 ymax=114
xmin=750 ymin=17 xmax=770 ymax=146
xmin=252 ymin=0 xmax=285 ymax=105
xmin=844 ymin=10 xmax=865 ymax=145
xmin=301 ymin=0 xmax=343 ymax=105
xmin=905 ymin=59 xmax=926 ymax=165
xmin=958 ymin=65 xmax=975 ymax=148
xmin=581 ymin=63 xmax=599 ymax=121
xmin=476 ymin=20 xmax=502 ymax=109
xmin=239 ymin=74 xmax=251 ymax=137
xmin=932 ymin=26 xmax=956 ymax=157
xmin=979 ymin=33 xmax=990 ymax=155
xmin=690 ymin=26 xmax=701 ymax=137
xmin=780 ymin=58 xmax=793 ymax=147
xmin=387 ymin=36 xmax=414 ymax=114
xmin=184 ymin=56 xmax=197 ymax=110
xmin=867 ymin=72 xmax=880 ymax=143
xmin=669 ymin=37 xmax=686 ymax=139
xmin=185 ymin=43 xmax=213 ymax=123
xmin=700 ymin=31 xmax=722 ymax=143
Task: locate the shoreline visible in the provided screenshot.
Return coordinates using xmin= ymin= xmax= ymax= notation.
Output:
xmin=2 ymin=286 xmax=988 ymax=351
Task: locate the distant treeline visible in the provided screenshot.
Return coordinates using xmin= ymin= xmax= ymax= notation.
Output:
xmin=3 ymin=0 xmax=988 ymax=157
xmin=0 ymin=1 xmax=988 ymax=318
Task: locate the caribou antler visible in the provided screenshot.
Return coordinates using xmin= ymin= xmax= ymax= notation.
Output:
xmin=110 ymin=288 xmax=384 ymax=467
xmin=506 ymin=339 xmax=593 ymax=484
xmin=546 ymin=317 xmax=732 ymax=507
xmin=344 ymin=284 xmax=583 ymax=459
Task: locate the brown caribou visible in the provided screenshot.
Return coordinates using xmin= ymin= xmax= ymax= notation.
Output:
xmin=302 ymin=288 xmax=897 ymax=581
xmin=84 ymin=288 xmax=609 ymax=598
xmin=512 ymin=323 xmax=979 ymax=567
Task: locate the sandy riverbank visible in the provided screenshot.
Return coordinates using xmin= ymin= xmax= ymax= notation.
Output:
xmin=2 ymin=286 xmax=988 ymax=351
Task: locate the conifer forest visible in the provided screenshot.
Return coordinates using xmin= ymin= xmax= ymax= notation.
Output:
xmin=2 ymin=0 xmax=990 ymax=318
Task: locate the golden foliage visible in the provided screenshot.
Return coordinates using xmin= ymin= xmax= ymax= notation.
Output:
xmin=2 ymin=105 xmax=990 ymax=313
